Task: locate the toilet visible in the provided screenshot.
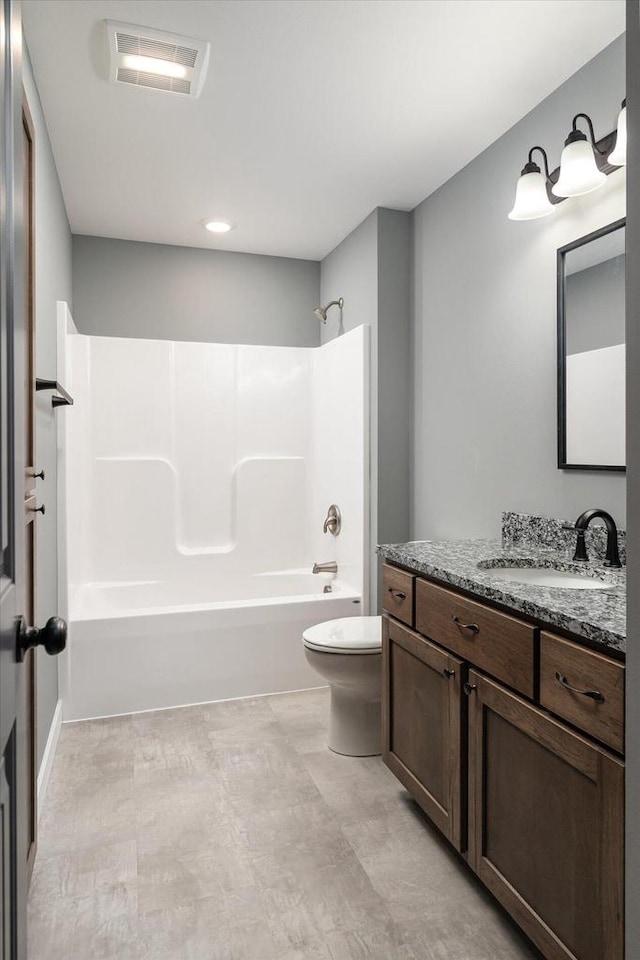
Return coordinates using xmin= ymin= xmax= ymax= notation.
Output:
xmin=303 ymin=616 xmax=382 ymax=757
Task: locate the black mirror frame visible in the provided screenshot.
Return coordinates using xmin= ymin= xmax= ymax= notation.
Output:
xmin=557 ymin=217 xmax=626 ymax=473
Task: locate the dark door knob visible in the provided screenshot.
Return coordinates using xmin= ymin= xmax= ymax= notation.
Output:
xmin=16 ymin=615 xmax=67 ymax=662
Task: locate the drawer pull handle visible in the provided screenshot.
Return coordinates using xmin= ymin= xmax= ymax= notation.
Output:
xmin=452 ymin=616 xmax=479 ymax=635
xmin=463 ymin=681 xmax=477 ymax=696
xmin=555 ymin=672 xmax=605 ymax=704
xmin=442 ymin=667 xmax=455 ymax=678
xmin=388 ymin=589 xmax=406 ymax=601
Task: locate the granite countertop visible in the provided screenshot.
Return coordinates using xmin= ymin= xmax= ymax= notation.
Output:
xmin=377 ymin=539 xmax=626 ymax=655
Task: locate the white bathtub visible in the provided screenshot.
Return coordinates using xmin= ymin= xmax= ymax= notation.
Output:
xmin=63 ymin=575 xmax=361 ymax=720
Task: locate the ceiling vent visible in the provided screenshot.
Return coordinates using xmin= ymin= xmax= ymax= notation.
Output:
xmin=105 ymin=21 xmax=210 ymax=99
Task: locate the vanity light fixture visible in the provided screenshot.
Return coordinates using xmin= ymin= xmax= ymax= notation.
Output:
xmin=508 ymin=100 xmax=625 ymax=221
xmin=508 ymin=146 xmax=555 ymax=220
xmin=608 ymin=99 xmax=627 ymax=167
xmin=203 ymin=219 xmax=234 ymax=234
xmin=552 ymin=114 xmax=607 ymax=198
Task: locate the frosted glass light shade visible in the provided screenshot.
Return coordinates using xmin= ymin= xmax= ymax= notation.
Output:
xmin=552 ymin=138 xmax=606 ymax=197
xmin=608 ymin=104 xmax=626 ymax=166
xmin=508 ymin=171 xmax=554 ymax=220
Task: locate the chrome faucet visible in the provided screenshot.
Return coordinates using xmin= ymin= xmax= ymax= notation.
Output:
xmin=313 ymin=561 xmax=338 ymax=574
xmin=565 ymin=509 xmax=621 ymax=567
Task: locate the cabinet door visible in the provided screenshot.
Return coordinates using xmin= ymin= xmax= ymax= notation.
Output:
xmin=468 ymin=671 xmax=623 ymax=960
xmin=382 ymin=616 xmax=464 ymax=850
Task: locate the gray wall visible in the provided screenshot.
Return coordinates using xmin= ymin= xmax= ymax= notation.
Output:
xmin=73 ymin=236 xmax=320 ymax=348
xmin=377 ymin=209 xmax=412 ymax=549
xmin=625 ymin=2 xmax=639 ymax=953
xmin=23 ymin=47 xmax=73 ymax=766
xmin=412 ymin=36 xmax=626 ymax=542
xmin=320 ymin=208 xmax=411 ymax=609
xmin=566 ymin=254 xmax=625 ymax=354
xmin=320 ymin=211 xmax=378 ymax=344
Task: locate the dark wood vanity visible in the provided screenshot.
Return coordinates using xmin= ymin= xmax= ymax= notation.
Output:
xmin=381 ymin=561 xmax=624 ymax=960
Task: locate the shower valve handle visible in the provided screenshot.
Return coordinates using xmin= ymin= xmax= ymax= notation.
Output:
xmin=323 ymin=504 xmax=342 ymax=536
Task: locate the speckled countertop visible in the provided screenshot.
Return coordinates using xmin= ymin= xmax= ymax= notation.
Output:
xmin=377 ymin=539 xmax=626 ymax=655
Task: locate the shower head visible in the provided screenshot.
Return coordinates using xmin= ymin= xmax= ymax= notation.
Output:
xmin=313 ymin=297 xmax=344 ymax=323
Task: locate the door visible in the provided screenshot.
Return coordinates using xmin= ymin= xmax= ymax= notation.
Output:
xmin=467 ymin=670 xmax=624 ymax=960
xmin=1 ymin=1 xmax=28 ymax=956
xmin=382 ymin=615 xmax=464 ymax=850
xmin=1 ymin=4 xmax=66 ymax=957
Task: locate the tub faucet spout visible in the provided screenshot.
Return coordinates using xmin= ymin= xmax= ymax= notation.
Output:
xmin=313 ymin=561 xmax=338 ymax=575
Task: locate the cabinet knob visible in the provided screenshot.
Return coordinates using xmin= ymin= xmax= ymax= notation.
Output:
xmin=442 ymin=667 xmax=455 ymax=678
xmin=463 ymin=681 xmax=477 ymax=696
xmin=30 ymin=503 xmax=45 ymax=515
xmin=31 ymin=468 xmax=45 ymax=480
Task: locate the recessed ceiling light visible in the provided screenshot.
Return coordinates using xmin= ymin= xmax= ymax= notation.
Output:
xmin=121 ymin=54 xmax=187 ymax=80
xmin=203 ymin=219 xmax=235 ymax=234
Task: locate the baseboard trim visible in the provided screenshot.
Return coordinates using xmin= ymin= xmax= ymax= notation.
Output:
xmin=63 ymin=684 xmax=329 ymax=722
xmin=37 ymin=699 xmax=62 ymax=819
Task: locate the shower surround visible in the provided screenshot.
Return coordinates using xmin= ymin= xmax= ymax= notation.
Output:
xmin=56 ymin=303 xmax=368 ymax=719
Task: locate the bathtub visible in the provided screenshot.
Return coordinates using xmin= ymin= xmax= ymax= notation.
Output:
xmin=62 ymin=574 xmax=361 ymax=720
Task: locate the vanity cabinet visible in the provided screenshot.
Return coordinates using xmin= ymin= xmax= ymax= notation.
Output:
xmin=381 ymin=562 xmax=625 ymax=960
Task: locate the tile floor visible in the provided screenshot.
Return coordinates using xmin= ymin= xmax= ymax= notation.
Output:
xmin=28 ymin=688 xmax=540 ymax=960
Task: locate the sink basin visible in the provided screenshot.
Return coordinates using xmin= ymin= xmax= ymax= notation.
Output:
xmin=486 ymin=567 xmax=610 ymax=590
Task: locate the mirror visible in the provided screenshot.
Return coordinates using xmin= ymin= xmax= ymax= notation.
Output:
xmin=557 ymin=218 xmax=625 ymax=472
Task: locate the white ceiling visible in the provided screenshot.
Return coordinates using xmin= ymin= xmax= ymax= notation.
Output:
xmin=22 ymin=0 xmax=625 ymax=261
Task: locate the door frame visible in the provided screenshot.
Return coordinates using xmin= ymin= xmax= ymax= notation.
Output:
xmin=21 ymin=90 xmax=37 ymax=882
xmin=625 ymin=1 xmax=640 ymax=955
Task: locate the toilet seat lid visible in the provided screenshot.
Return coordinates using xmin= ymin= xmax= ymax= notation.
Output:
xmin=303 ymin=616 xmax=381 ymax=654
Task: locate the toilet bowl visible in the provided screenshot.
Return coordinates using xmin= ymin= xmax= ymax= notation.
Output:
xmin=303 ymin=616 xmax=381 ymax=757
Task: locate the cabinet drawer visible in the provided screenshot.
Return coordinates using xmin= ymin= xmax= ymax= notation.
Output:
xmin=382 ymin=564 xmax=414 ymax=627
xmin=540 ymin=632 xmax=624 ymax=753
xmin=416 ymin=579 xmax=534 ymax=698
